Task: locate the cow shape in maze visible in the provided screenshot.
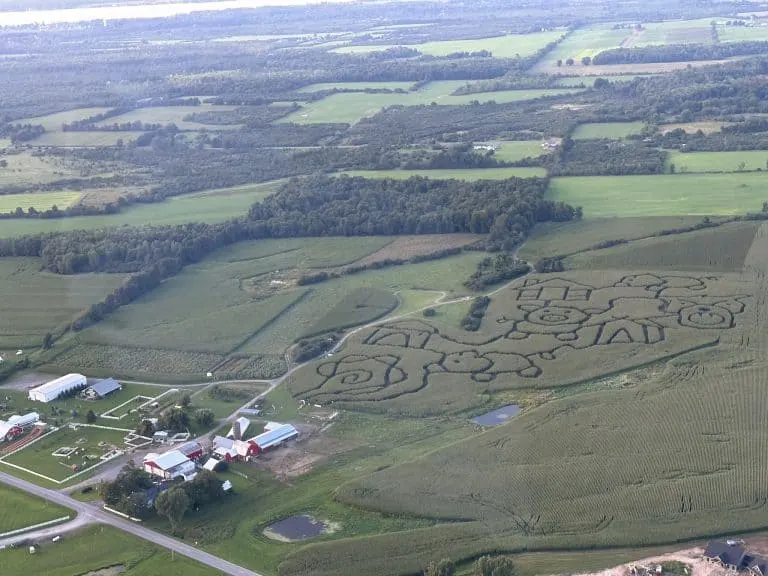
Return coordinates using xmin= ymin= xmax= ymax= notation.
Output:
xmin=303 ymin=275 xmax=750 ymax=404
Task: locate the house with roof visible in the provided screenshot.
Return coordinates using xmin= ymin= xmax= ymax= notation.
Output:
xmin=704 ymin=541 xmax=748 ymax=570
xmin=84 ymin=378 xmax=122 ymax=400
xmin=177 ymin=441 xmax=204 ymax=461
xmin=143 ymin=449 xmax=196 ymax=481
xmin=213 ymin=435 xmax=256 ymax=461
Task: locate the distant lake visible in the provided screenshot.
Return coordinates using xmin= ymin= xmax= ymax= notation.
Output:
xmin=0 ymin=0 xmax=358 ymax=27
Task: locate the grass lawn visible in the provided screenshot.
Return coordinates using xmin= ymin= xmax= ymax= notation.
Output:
xmin=0 ymin=190 xmax=82 ymax=212
xmin=667 ymin=150 xmax=768 ymax=173
xmin=546 ymin=173 xmax=768 ymax=216
xmin=1 ymin=525 xmax=218 ymax=576
xmin=279 ymin=81 xmax=579 ymax=124
xmin=481 ymin=140 xmax=548 ymax=162
xmin=3 ymin=425 xmax=129 ymax=483
xmin=340 ymin=167 xmax=547 ymax=179
xmin=659 ymin=121 xmax=732 ymax=134
xmin=94 ymin=105 xmax=241 ymax=131
xmin=0 ymin=257 xmax=128 ymax=348
xmin=0 ymin=151 xmax=77 ymax=187
xmin=297 ymin=81 xmax=415 ymax=93
xmin=30 ymin=131 xmax=146 ymax=147
xmin=0 ymin=483 xmax=69 ymax=533
xmin=0 ymin=180 xmax=280 ymax=239
xmin=16 ymin=107 xmax=111 ymax=131
xmin=572 ymin=121 xmax=646 ymax=139
xmin=332 ymin=30 xmax=564 ymax=58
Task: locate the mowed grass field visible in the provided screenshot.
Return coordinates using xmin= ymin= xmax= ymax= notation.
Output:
xmin=717 ymin=24 xmax=768 ymax=43
xmin=341 ymin=167 xmax=547 ymax=179
xmin=331 ymin=30 xmax=564 ymax=58
xmin=29 ymin=131 xmax=145 ymax=147
xmin=94 ymin=105 xmax=241 ymax=131
xmin=626 ymin=18 xmax=714 ymax=47
xmin=535 ymin=25 xmax=631 ymax=71
xmin=0 ymin=483 xmax=69 ymax=532
xmin=279 ymin=81 xmax=580 ymax=124
xmin=546 ymin=173 xmax=768 ymax=216
xmin=0 ymin=151 xmax=77 ymax=187
xmin=667 ymin=150 xmax=768 ymax=172
xmin=1 ymin=525 xmax=218 ymax=576
xmin=0 ymin=180 xmax=280 ymax=239
xmin=480 ymin=140 xmax=549 ymax=162
xmin=0 ymin=258 xmax=128 ymax=348
xmin=572 ymin=121 xmax=646 ymax=139
xmin=660 ymin=121 xmax=732 ymax=134
xmin=16 ymin=107 xmax=111 ymax=131
xmin=0 ymin=190 xmax=81 ymax=212
xmin=297 ymin=81 xmax=415 ymax=92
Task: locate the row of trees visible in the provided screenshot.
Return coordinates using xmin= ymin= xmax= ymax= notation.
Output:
xmin=424 ymin=555 xmax=516 ymax=576
xmin=592 ymin=41 xmax=768 ymax=65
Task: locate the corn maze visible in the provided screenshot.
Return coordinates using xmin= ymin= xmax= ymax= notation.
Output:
xmin=290 ymin=272 xmax=751 ymax=415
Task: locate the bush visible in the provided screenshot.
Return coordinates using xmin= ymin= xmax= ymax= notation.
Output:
xmin=195 ymin=408 xmax=215 ymax=428
xmin=423 ymin=308 xmax=437 ymax=317
xmin=461 ymin=297 xmax=490 ymax=331
xmin=86 ymin=409 xmax=97 ymax=424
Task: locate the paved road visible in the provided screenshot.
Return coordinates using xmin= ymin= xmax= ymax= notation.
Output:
xmin=0 ymin=470 xmax=262 ymax=576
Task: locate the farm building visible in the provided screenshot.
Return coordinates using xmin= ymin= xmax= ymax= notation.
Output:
xmin=249 ymin=423 xmax=298 ymax=454
xmin=177 ymin=441 xmax=204 ymax=461
xmin=702 ymin=541 xmax=768 ymax=572
xmin=143 ymin=449 xmax=196 ymax=481
xmin=227 ymin=417 xmax=250 ymax=440
xmin=28 ymin=374 xmax=87 ymax=403
xmin=213 ymin=435 xmax=256 ymax=461
xmin=83 ymin=378 xmax=121 ymax=399
xmin=0 ymin=412 xmax=39 ymax=442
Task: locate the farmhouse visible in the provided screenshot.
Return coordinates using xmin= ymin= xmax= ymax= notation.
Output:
xmin=213 ymin=435 xmax=256 ymax=461
xmin=250 ymin=423 xmax=298 ymax=454
xmin=177 ymin=440 xmax=204 ymax=461
xmin=703 ymin=540 xmax=768 ymax=573
xmin=28 ymin=374 xmax=87 ymax=403
xmin=83 ymin=378 xmax=121 ymax=399
xmin=143 ymin=449 xmax=196 ymax=481
xmin=0 ymin=412 xmax=39 ymax=442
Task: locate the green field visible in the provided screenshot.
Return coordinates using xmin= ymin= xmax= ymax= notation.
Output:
xmin=279 ymin=81 xmax=580 ymax=124
xmin=29 ymin=131 xmax=145 ymax=147
xmin=480 ymin=140 xmax=548 ymax=162
xmin=297 ymin=81 xmax=415 ymax=93
xmin=628 ymin=19 xmax=714 ymax=47
xmin=0 ymin=181 xmax=280 ymax=239
xmin=660 ymin=121 xmax=732 ymax=134
xmin=536 ymin=25 xmax=632 ymax=70
xmin=0 ymin=258 xmax=128 ymax=348
xmin=0 ymin=190 xmax=82 ymax=212
xmin=1 ymin=525 xmax=217 ymax=575
xmin=572 ymin=121 xmax=646 ymax=139
xmin=341 ymin=167 xmax=546 ymax=179
xmin=546 ymin=173 xmax=768 ymax=216
xmin=0 ymin=151 xmax=77 ymax=187
xmin=667 ymin=150 xmax=768 ymax=173
xmin=0 ymin=483 xmax=69 ymax=533
xmin=94 ymin=105 xmax=241 ymax=131
xmin=16 ymin=107 xmax=111 ymax=131
xmin=718 ymin=24 xmax=768 ymax=43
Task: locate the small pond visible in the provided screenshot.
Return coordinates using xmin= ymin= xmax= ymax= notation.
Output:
xmin=264 ymin=514 xmax=329 ymax=542
xmin=472 ymin=404 xmax=521 ymax=426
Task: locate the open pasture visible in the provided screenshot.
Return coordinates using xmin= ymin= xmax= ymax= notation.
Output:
xmin=0 ymin=180 xmax=280 ymax=239
xmin=331 ymin=30 xmax=564 ymax=58
xmin=546 ymin=173 xmax=768 ymax=217
xmin=535 ymin=25 xmax=632 ymax=71
xmin=480 ymin=140 xmax=549 ymax=162
xmin=279 ymin=81 xmax=580 ymax=124
xmin=667 ymin=150 xmax=768 ymax=173
xmin=29 ymin=131 xmax=145 ymax=147
xmin=0 ymin=258 xmax=127 ymax=349
xmin=0 ymin=483 xmax=68 ymax=533
xmin=0 ymin=151 xmax=77 ymax=188
xmin=15 ymin=107 xmax=111 ymax=131
xmin=659 ymin=121 xmax=732 ymax=134
xmin=94 ymin=104 xmax=241 ymax=131
xmin=625 ymin=19 xmax=715 ymax=47
xmin=566 ymin=220 xmax=760 ymax=271
xmin=572 ymin=121 xmax=645 ymax=139
xmin=717 ymin=23 xmax=768 ymax=43
xmin=0 ymin=190 xmax=81 ymax=212
xmin=297 ymin=81 xmax=415 ymax=93
xmin=340 ymin=167 xmax=547 ymax=179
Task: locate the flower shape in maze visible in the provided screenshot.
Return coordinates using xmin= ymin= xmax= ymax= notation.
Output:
xmin=678 ymin=304 xmax=734 ymax=329
xmin=308 ymin=354 xmax=408 ymax=399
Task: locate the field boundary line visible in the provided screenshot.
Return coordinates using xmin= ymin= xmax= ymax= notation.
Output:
xmin=69 ymin=423 xmax=135 ymax=433
xmin=100 ymin=395 xmax=154 ymax=420
xmin=0 ymin=460 xmax=63 ymax=485
xmin=103 ymin=505 xmax=142 ymax=522
xmin=0 ymin=515 xmax=71 ymax=538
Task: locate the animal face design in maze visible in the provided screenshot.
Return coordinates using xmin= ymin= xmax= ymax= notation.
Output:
xmin=296 ymin=274 xmax=750 ymax=407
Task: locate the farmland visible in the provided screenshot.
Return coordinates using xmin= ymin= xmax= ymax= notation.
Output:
xmin=297 ymin=81 xmax=416 ymax=92
xmin=667 ymin=150 xmax=768 ymax=173
xmin=0 ymin=190 xmax=81 ymax=212
xmin=0 ymin=483 xmax=68 ymax=532
xmin=331 ymin=30 xmax=565 ymax=58
xmin=626 ymin=19 xmax=715 ymax=47
xmin=0 ymin=180 xmax=280 ymax=239
xmin=0 ymin=258 xmax=128 ymax=349
xmin=93 ymin=105 xmax=242 ymax=131
xmin=29 ymin=131 xmax=146 ymax=147
xmin=572 ymin=122 xmax=646 ymax=139
xmin=535 ymin=25 xmax=632 ymax=71
xmin=16 ymin=108 xmax=111 ymax=131
xmin=0 ymin=152 xmax=77 ymax=187
xmin=481 ymin=140 xmax=549 ymax=162
xmin=340 ymin=167 xmax=547 ymax=179
xmin=659 ymin=121 xmax=732 ymax=134
xmin=278 ymin=82 xmax=580 ymax=124
xmin=546 ymin=173 xmax=768 ymax=217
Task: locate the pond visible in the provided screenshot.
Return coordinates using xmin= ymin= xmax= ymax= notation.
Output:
xmin=263 ymin=514 xmax=330 ymax=542
xmin=471 ymin=404 xmax=521 ymax=427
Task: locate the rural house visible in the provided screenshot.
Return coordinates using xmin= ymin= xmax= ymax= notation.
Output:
xmin=177 ymin=440 xmax=204 ymax=461
xmin=213 ymin=435 xmax=256 ymax=461
xmin=143 ymin=449 xmax=196 ymax=482
xmin=702 ymin=540 xmax=768 ymax=572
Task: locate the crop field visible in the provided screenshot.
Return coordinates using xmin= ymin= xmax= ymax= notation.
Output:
xmin=279 ymin=81 xmax=580 ymax=124
xmin=16 ymin=107 xmax=111 ymax=131
xmin=625 ymin=19 xmax=715 ymax=47
xmin=572 ymin=121 xmax=646 ymax=139
xmin=480 ymin=140 xmax=548 ymax=162
xmin=717 ymin=23 xmax=768 ymax=43
xmin=2 ymin=525 xmax=217 ymax=576
xmin=29 ymin=131 xmax=145 ymax=147
xmin=667 ymin=150 xmax=768 ymax=173
xmin=297 ymin=81 xmax=416 ymax=92
xmin=0 ymin=180 xmax=280 ymax=239
xmin=303 ymin=287 xmax=399 ymax=338
xmin=659 ymin=121 xmax=732 ymax=134
xmin=340 ymin=167 xmax=547 ymax=179
xmin=546 ymin=173 xmax=768 ymax=217
xmin=331 ymin=30 xmax=565 ymax=58
xmin=94 ymin=105 xmax=241 ymax=131
xmin=288 ymin=270 xmax=752 ymax=416
xmin=566 ymin=221 xmax=760 ymax=271
xmin=0 ymin=190 xmax=81 ymax=212
xmin=0 ymin=483 xmax=68 ymax=533
xmin=519 ymin=216 xmax=708 ymax=260
xmin=0 ymin=151 xmax=77 ymax=187
xmin=348 ymin=234 xmax=484 ymax=267
xmin=0 ymin=258 xmax=128 ymax=348
xmin=196 ymin=381 xmax=268 ymax=418
xmin=535 ymin=26 xmax=632 ymax=71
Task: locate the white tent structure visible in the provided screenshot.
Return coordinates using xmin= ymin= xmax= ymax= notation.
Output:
xmin=28 ymin=374 xmax=87 ymax=403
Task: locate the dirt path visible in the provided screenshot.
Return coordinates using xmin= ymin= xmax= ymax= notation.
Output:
xmin=575 ymin=547 xmax=726 ymax=576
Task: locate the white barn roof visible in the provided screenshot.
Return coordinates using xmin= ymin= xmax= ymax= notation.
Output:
xmin=145 ymin=450 xmax=189 ymax=471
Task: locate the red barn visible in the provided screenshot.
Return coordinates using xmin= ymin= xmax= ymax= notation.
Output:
xmin=177 ymin=441 xmax=204 ymax=461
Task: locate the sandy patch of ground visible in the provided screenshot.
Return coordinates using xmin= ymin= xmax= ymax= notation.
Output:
xmin=576 ymin=547 xmax=727 ymax=576
xmin=343 ymin=234 xmax=484 ymax=269
xmin=82 ymin=566 xmax=126 ymax=576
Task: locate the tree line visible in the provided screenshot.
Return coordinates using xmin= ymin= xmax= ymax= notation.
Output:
xmin=592 ymin=41 xmax=768 ymax=65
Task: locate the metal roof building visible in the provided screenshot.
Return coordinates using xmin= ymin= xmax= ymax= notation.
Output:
xmin=226 ymin=417 xmax=250 ymax=440
xmin=86 ymin=378 xmax=122 ymax=399
xmin=143 ymin=449 xmax=196 ymax=481
xmin=250 ymin=424 xmax=298 ymax=454
xmin=28 ymin=374 xmax=87 ymax=403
